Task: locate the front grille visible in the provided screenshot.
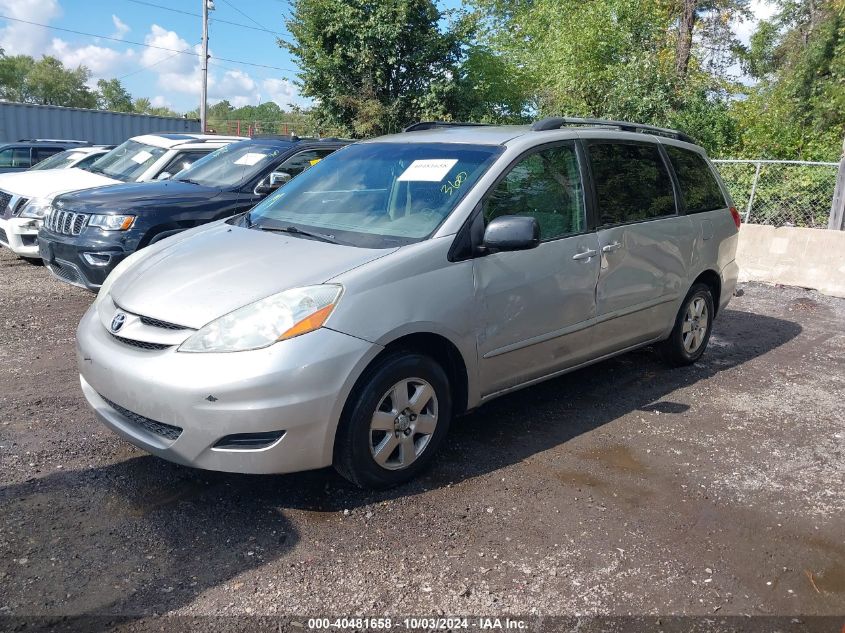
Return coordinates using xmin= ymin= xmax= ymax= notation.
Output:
xmin=0 ymin=227 xmax=7 ymax=245
xmin=109 ymin=332 xmax=173 ymax=351
xmin=139 ymin=315 xmax=189 ymax=330
xmin=45 ymin=208 xmax=87 ymax=236
xmin=100 ymin=395 xmax=183 ymax=441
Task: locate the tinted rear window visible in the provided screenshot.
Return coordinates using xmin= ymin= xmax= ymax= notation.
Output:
xmin=665 ymin=146 xmax=726 ymax=213
xmin=588 ymin=143 xmax=676 ymax=225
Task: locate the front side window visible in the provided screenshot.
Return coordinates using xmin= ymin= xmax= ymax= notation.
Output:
xmin=484 ymin=143 xmax=585 ymax=240
xmin=0 ymin=147 xmax=31 ymax=168
xmin=665 ymin=146 xmax=726 ymax=213
xmin=88 ymin=140 xmax=168 ymax=182
xmin=159 ymin=150 xmax=210 ymax=178
xmin=31 ymin=150 xmax=78 ymax=170
xmin=245 ymin=142 xmax=503 ymax=248
xmin=588 ymin=142 xmax=676 ymax=225
xmin=174 ymin=142 xmax=292 ymax=188
xmin=276 ymin=149 xmax=335 ymax=179
xmin=34 ymin=147 xmax=63 ymax=162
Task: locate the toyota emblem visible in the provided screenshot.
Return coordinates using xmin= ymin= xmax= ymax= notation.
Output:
xmin=110 ymin=312 xmax=126 ymax=333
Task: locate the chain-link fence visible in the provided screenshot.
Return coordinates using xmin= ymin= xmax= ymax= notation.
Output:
xmin=712 ymin=159 xmax=838 ymax=228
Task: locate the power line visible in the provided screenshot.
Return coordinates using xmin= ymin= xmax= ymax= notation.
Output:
xmin=124 ymin=0 xmax=286 ymax=36
xmin=0 ymin=14 xmax=297 ymax=72
xmin=118 ymin=42 xmax=200 ymax=80
xmin=218 ymin=0 xmax=276 ymax=34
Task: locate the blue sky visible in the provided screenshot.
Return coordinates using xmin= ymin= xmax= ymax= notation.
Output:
xmin=0 ymin=0 xmax=774 ymax=114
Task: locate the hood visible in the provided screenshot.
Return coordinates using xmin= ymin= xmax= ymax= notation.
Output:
xmin=0 ymin=167 xmax=118 ymax=199
xmin=56 ymin=180 xmax=222 ymax=212
xmin=111 ymin=222 xmax=396 ymax=329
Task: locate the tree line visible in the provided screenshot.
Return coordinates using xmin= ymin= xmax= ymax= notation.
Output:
xmin=0 ymin=0 xmax=841 ymax=160
xmin=284 ymin=0 xmax=845 ymax=160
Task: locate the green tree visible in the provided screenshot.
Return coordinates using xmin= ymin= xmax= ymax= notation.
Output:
xmin=133 ymin=97 xmax=182 ymax=118
xmin=0 ymin=54 xmax=36 ymax=102
xmin=27 ymin=56 xmax=97 ymax=108
xmin=282 ymin=0 xmax=472 ymax=136
xmin=734 ymin=0 xmax=845 ymax=160
xmin=96 ymin=78 xmax=134 ymax=112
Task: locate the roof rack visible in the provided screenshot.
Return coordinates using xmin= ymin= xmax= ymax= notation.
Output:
xmin=403 ymin=121 xmax=492 ymax=133
xmin=530 ymin=117 xmax=695 ymax=143
xmin=18 ymin=138 xmax=89 ymax=144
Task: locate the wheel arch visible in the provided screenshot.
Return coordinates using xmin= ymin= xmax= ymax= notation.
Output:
xmin=691 ymin=269 xmax=722 ymax=316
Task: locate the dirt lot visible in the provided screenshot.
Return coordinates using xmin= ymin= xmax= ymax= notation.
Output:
xmin=1 ymin=245 xmax=844 ymax=623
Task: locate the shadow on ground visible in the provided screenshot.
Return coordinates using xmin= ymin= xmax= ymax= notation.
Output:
xmin=0 ymin=308 xmax=802 ymax=621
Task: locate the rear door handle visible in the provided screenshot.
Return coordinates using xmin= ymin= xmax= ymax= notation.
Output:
xmin=572 ymin=249 xmax=597 ymax=261
xmin=601 ymin=241 xmax=622 ymax=253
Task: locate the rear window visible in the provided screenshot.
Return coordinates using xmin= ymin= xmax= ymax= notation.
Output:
xmin=587 ymin=142 xmax=676 ymax=225
xmin=665 ymin=146 xmax=726 ymax=213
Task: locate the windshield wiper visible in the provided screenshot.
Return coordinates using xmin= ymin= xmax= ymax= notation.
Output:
xmin=256 ymin=224 xmax=338 ymax=244
xmin=177 ymin=178 xmax=202 ymax=186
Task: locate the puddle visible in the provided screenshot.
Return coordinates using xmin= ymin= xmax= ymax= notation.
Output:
xmin=813 ymin=563 xmax=845 ymax=593
xmin=581 ymin=445 xmax=649 ymax=474
xmin=553 ymin=469 xmax=605 ymax=489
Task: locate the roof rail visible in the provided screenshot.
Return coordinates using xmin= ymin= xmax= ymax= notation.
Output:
xmin=530 ymin=117 xmax=695 ymax=143
xmin=18 ymin=138 xmax=89 ymax=144
xmin=403 ymin=121 xmax=492 ymax=133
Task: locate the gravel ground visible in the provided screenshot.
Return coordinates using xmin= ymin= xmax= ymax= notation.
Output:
xmin=1 ymin=245 xmax=843 ymax=623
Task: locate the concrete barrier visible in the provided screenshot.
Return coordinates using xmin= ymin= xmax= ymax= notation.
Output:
xmin=736 ymin=223 xmax=845 ymax=298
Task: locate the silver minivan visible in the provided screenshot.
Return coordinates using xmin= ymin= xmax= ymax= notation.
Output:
xmin=76 ymin=118 xmax=740 ymax=488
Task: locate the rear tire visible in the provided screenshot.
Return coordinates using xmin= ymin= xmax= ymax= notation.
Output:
xmin=659 ymin=283 xmax=714 ymax=366
xmin=334 ymin=352 xmax=451 ymax=489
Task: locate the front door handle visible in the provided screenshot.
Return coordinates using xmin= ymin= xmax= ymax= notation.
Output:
xmin=572 ymin=249 xmax=597 ymax=261
xmin=601 ymin=241 xmax=623 ymax=253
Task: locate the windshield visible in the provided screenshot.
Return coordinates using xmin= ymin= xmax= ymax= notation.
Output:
xmin=246 ymin=142 xmax=503 ymax=248
xmin=88 ymin=139 xmax=167 ymax=182
xmin=31 ymin=150 xmax=81 ymax=171
xmin=175 ymin=142 xmax=287 ymax=188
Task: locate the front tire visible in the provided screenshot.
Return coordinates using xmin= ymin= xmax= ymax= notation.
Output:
xmin=334 ymin=352 xmax=452 ymax=489
xmin=659 ymin=283 xmax=714 ymax=366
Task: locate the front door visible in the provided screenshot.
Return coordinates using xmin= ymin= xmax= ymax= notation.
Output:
xmin=586 ymin=141 xmax=690 ymax=355
xmin=474 ymin=142 xmax=601 ymax=396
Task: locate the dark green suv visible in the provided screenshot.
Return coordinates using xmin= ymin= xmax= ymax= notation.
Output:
xmin=0 ymin=139 xmax=90 ymax=173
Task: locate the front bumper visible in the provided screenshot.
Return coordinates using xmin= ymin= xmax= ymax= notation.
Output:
xmin=38 ymin=231 xmax=127 ymax=291
xmin=76 ymin=302 xmax=380 ymax=474
xmin=0 ymin=216 xmax=41 ymax=257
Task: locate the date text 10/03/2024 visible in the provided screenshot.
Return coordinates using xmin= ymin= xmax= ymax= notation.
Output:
xmin=307 ymin=617 xmax=528 ymax=630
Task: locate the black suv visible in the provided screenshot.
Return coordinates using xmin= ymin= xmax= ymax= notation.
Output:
xmin=38 ymin=137 xmax=348 ymax=290
xmin=0 ymin=139 xmax=91 ymax=173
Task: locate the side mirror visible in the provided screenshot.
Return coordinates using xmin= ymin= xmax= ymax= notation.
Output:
xmin=254 ymin=171 xmax=292 ymax=196
xmin=481 ymin=215 xmax=540 ymax=253
xmin=269 ymin=171 xmax=292 ymax=187
xmin=156 ymin=171 xmax=172 ymax=180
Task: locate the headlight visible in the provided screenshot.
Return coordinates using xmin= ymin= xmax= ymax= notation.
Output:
xmin=89 ymin=214 xmax=135 ymax=230
xmin=179 ymin=284 xmax=343 ymax=353
xmin=18 ymin=198 xmax=53 ymax=219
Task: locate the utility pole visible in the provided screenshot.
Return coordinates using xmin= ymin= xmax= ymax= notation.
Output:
xmin=200 ymin=0 xmax=211 ymax=133
xmin=829 ymin=134 xmax=845 ymax=230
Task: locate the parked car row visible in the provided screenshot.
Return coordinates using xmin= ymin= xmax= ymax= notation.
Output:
xmin=2 ymin=118 xmax=740 ymax=489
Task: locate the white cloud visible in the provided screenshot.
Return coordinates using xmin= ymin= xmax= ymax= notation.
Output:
xmin=151 ymin=95 xmax=171 ymax=108
xmin=111 ymin=14 xmax=130 ymax=40
xmin=49 ymin=38 xmax=136 ymax=78
xmin=262 ymin=78 xmax=301 ymax=108
xmin=0 ymin=0 xmax=61 ymax=56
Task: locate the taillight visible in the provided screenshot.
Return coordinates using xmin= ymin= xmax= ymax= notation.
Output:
xmin=729 ymin=206 xmax=741 ymax=229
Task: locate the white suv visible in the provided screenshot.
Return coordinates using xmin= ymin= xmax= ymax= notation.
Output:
xmin=0 ymin=133 xmax=245 ymax=258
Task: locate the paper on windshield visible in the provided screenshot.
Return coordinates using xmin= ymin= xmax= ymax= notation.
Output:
xmin=397 ymin=159 xmax=458 ymax=182
xmin=234 ymin=152 xmax=268 ymax=166
xmin=131 ymin=150 xmax=153 ymax=164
